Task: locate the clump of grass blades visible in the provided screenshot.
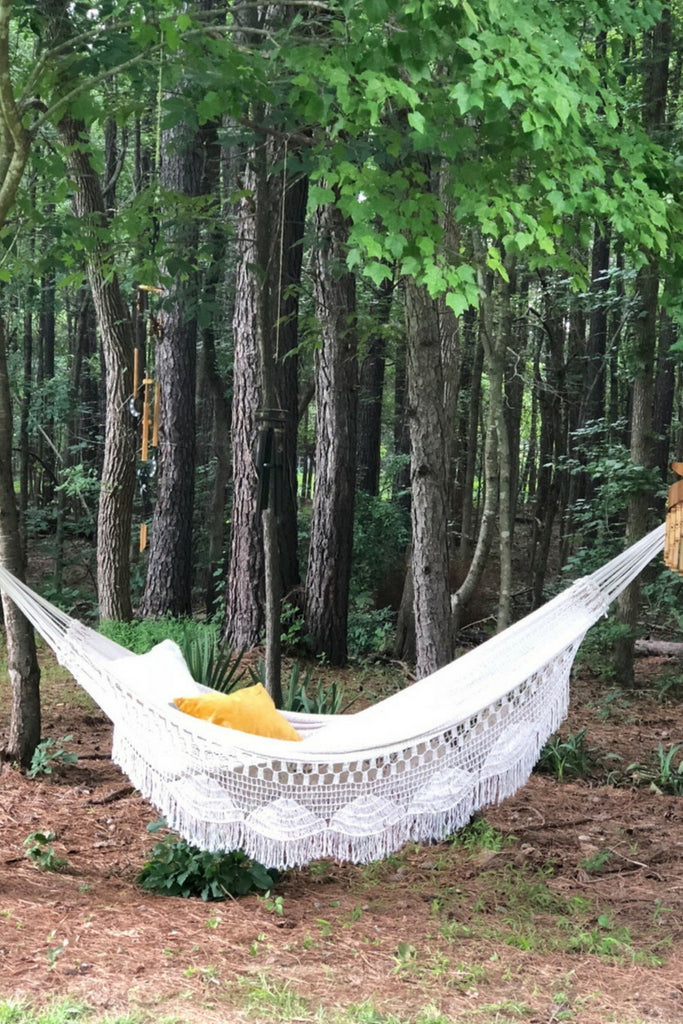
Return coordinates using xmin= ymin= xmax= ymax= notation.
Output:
xmin=179 ymin=628 xmax=248 ymax=694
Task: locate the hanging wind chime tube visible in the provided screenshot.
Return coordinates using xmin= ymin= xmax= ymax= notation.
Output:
xmin=664 ymin=462 xmax=683 ymax=576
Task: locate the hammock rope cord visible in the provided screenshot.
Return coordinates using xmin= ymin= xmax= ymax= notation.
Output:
xmin=0 ymin=524 xmax=665 ymax=868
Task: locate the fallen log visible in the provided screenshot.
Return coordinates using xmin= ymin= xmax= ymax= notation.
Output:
xmin=634 ymin=639 xmax=683 ymax=659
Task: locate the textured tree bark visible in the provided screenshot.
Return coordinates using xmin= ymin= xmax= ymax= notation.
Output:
xmin=0 ymin=315 xmax=41 ymax=768
xmin=223 ymin=156 xmax=265 ymax=648
xmin=614 ymin=270 xmax=659 ymax=687
xmin=58 ymin=113 xmax=136 ymax=620
xmin=357 ymin=277 xmax=393 ymax=496
xmin=405 ymin=278 xmax=453 ymax=677
xmin=140 ymin=113 xmax=203 ymax=617
xmin=304 ymin=202 xmax=358 ymax=665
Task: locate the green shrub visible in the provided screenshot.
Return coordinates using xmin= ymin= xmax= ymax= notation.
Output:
xmin=351 ymin=492 xmax=410 ymax=597
xmin=347 ymin=594 xmax=394 ymax=658
xmin=27 ymin=736 xmax=79 ymax=779
xmin=136 ymin=832 xmax=276 ymax=901
xmin=23 ymin=831 xmax=67 ymax=872
xmin=99 ymin=615 xmax=192 ymax=654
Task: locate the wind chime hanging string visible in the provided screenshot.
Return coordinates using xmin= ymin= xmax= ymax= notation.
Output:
xmin=664 ymin=462 xmax=683 ymax=577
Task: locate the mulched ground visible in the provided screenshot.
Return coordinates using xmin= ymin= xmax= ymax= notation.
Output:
xmin=2 ymin=651 xmax=683 ymax=1023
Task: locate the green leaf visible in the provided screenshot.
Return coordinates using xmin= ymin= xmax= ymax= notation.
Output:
xmin=407 ymin=110 xmax=426 ymax=134
xmin=364 ymin=261 xmax=393 ymax=287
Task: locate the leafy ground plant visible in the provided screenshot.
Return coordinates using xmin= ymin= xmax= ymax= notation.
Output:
xmin=27 ymin=736 xmax=78 ymax=779
xmin=23 ymin=832 xmax=67 ymax=872
xmin=626 ymin=742 xmax=683 ymax=795
xmin=136 ymin=831 xmax=276 ymax=901
xmin=536 ymin=728 xmax=591 ymax=781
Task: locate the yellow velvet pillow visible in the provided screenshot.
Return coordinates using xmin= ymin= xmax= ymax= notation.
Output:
xmin=173 ymin=684 xmax=302 ymax=742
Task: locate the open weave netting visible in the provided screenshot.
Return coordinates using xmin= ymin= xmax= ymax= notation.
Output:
xmin=0 ymin=524 xmax=665 ymax=868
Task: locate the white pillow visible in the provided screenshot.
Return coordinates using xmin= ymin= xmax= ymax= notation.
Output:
xmin=108 ymin=639 xmax=203 ymax=703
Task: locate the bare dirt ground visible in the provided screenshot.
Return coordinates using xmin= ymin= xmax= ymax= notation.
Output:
xmin=2 ymin=650 xmax=683 ymax=1023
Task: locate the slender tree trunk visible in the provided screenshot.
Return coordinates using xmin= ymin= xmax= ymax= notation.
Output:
xmin=58 ymin=113 xmax=136 ymax=620
xmin=457 ymin=317 xmax=483 ymax=566
xmin=0 ymin=315 xmax=41 ymax=768
xmin=223 ymin=156 xmax=264 ymax=648
xmin=357 ymin=277 xmax=393 ymax=495
xmin=614 ymin=266 xmax=659 ymax=685
xmin=614 ymin=9 xmax=670 ymax=684
xmin=304 ymin=202 xmax=358 ymax=665
xmin=405 ymin=278 xmax=453 ymax=676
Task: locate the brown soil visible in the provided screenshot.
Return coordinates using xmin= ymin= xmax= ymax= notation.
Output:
xmin=2 ymin=653 xmax=683 ymax=1023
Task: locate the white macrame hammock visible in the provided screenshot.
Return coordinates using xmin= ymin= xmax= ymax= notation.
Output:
xmin=0 ymin=524 xmax=665 ymax=869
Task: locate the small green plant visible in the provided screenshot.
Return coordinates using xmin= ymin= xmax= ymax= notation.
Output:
xmin=136 ymin=830 xmax=276 ymax=901
xmin=260 ymin=890 xmax=285 ymax=916
xmin=393 ymin=940 xmax=418 ymax=974
xmin=250 ymin=658 xmax=353 ymax=715
xmin=179 ymin=628 xmax=248 ymax=693
xmin=626 ymin=742 xmax=683 ymax=795
xmin=27 ymin=736 xmax=79 ymax=779
xmin=655 ymin=671 xmax=683 ymax=703
xmin=537 ymin=728 xmax=591 ymax=781
xmin=46 ymin=933 xmax=69 ymax=971
xmin=453 ymin=817 xmax=509 ymax=853
xmin=579 ymin=849 xmax=612 ymax=874
xmin=23 ymin=832 xmax=67 ymax=872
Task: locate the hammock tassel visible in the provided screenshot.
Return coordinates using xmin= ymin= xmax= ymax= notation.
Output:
xmin=664 ymin=462 xmax=683 ymax=577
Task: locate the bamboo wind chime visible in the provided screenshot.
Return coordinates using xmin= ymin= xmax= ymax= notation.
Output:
xmin=134 ymin=286 xmax=163 ymax=552
xmin=664 ymin=462 xmax=683 ymax=577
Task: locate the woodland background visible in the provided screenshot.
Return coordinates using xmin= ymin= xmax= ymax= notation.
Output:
xmin=1 ymin=0 xmax=683 ymax=762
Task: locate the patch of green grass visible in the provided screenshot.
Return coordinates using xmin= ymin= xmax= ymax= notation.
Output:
xmin=243 ymin=974 xmax=312 ymax=1020
xmin=429 ymin=860 xmax=668 ymax=967
xmin=0 ymin=1001 xmax=181 ymax=1024
xmin=452 ymin=817 xmax=512 ymax=853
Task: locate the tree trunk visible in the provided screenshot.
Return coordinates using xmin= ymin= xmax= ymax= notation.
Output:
xmin=304 ymin=202 xmax=358 ymax=666
xmin=614 ymin=10 xmax=670 ymax=684
xmin=58 ymin=113 xmax=136 ymax=620
xmin=405 ymin=278 xmax=453 ymax=676
xmin=140 ymin=114 xmax=203 ymax=617
xmin=223 ymin=159 xmax=264 ymax=648
xmin=357 ymin=277 xmax=393 ymax=495
xmin=0 ymin=315 xmax=41 ymax=768
xmin=614 ymin=267 xmax=659 ymax=685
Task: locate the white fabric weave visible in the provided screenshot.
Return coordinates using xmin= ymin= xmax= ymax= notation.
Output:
xmin=0 ymin=525 xmax=665 ymax=868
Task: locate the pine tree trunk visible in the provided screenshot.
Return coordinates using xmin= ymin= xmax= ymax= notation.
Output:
xmin=58 ymin=113 xmax=136 ymax=620
xmin=357 ymin=278 xmax=393 ymax=495
xmin=305 ymin=202 xmax=358 ymax=665
xmin=405 ymin=278 xmax=453 ymax=676
xmin=223 ymin=158 xmax=264 ymax=648
xmin=140 ymin=114 xmax=202 ymax=617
